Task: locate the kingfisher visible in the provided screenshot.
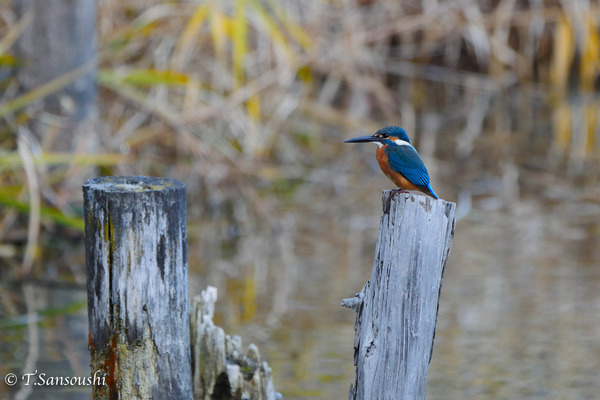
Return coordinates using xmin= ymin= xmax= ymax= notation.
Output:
xmin=344 ymin=126 xmax=438 ymax=199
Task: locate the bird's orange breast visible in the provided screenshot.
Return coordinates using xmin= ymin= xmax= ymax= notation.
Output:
xmin=376 ymin=145 xmax=422 ymax=191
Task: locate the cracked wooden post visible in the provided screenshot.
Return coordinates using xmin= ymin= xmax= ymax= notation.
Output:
xmin=343 ymin=190 xmax=456 ymax=400
xmin=83 ymin=176 xmax=192 ymax=399
xmin=191 ymin=286 xmax=279 ymax=400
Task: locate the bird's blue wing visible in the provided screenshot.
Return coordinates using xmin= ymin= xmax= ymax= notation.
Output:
xmin=385 ymin=145 xmax=437 ymax=196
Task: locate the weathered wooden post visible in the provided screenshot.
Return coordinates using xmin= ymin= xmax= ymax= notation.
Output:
xmin=343 ymin=190 xmax=455 ymax=400
xmin=190 ymin=287 xmax=279 ymax=400
xmin=83 ymin=176 xmax=193 ymax=399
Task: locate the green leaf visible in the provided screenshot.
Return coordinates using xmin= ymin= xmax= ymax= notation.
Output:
xmin=98 ymin=68 xmax=191 ymax=87
xmin=0 ymin=191 xmax=84 ymax=231
xmin=0 ymin=151 xmax=125 ymax=172
xmin=0 ymin=300 xmax=87 ymax=329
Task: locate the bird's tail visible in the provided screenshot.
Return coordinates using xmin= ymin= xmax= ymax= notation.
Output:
xmin=426 ymin=184 xmax=438 ymax=199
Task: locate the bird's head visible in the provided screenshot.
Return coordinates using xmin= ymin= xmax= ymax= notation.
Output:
xmin=344 ymin=126 xmax=411 ymax=148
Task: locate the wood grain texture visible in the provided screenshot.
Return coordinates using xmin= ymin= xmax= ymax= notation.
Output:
xmin=84 ymin=176 xmax=192 ymax=400
xmin=347 ymin=190 xmax=455 ymax=400
xmin=191 ymin=287 xmax=278 ymax=400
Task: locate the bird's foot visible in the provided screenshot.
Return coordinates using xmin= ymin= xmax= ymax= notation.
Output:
xmin=392 ymin=188 xmax=410 ymax=194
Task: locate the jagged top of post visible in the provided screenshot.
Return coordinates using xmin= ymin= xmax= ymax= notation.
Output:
xmin=83 ymin=176 xmax=184 ymax=193
xmin=382 ymin=189 xmax=455 ymax=215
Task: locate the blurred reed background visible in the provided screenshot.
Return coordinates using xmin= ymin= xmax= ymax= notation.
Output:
xmin=1 ymin=0 xmax=600 ymax=399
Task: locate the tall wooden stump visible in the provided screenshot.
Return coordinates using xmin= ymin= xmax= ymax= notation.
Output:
xmin=344 ymin=191 xmax=455 ymax=400
xmin=83 ymin=176 xmax=192 ymax=399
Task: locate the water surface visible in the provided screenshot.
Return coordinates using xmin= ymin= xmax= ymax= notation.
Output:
xmin=2 ymin=83 xmax=599 ymax=399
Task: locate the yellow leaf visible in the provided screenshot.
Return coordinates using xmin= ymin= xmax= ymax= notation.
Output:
xmin=580 ymin=15 xmax=600 ymax=91
xmin=242 ymin=273 xmax=256 ymax=323
xmin=210 ymin=9 xmax=228 ymax=62
xmin=247 ymin=0 xmax=295 ymax=62
xmin=266 ymin=0 xmax=313 ymax=50
xmin=297 ymin=64 xmax=313 ymax=83
xmin=171 ymin=4 xmax=209 ymax=69
xmin=585 ymin=102 xmax=598 ymax=155
xmin=246 ymin=94 xmax=261 ymax=122
xmin=129 ymin=69 xmax=190 ymax=86
xmin=550 ymin=16 xmax=575 ymax=89
xmin=232 ymin=0 xmax=248 ymax=89
xmin=554 ymin=102 xmax=571 ymax=151
xmin=0 ymin=54 xmax=18 ymax=67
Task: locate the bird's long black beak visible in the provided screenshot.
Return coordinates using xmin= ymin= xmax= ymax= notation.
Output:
xmin=344 ymin=135 xmax=379 ymax=143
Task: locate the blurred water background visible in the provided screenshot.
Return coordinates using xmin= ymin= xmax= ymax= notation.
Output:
xmin=1 ymin=0 xmax=600 ymax=399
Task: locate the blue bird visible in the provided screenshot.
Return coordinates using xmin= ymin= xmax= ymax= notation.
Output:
xmin=344 ymin=126 xmax=438 ymax=199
